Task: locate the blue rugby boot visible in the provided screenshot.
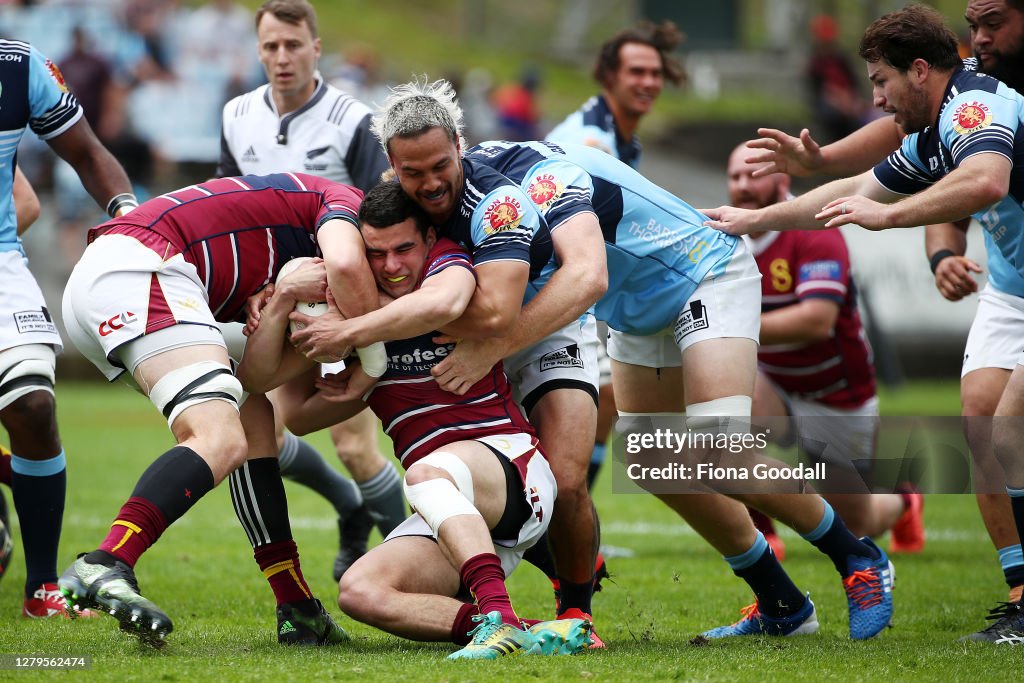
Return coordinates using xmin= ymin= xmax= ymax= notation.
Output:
xmin=843 ymin=537 xmax=894 ymax=640
xmin=701 ymin=595 xmax=818 ymax=638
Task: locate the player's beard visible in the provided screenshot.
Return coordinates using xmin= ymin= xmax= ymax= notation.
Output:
xmin=977 ymin=42 xmax=1024 ymax=91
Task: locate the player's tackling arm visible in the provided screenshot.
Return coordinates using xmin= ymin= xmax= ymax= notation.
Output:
xmin=437 ymin=260 xmax=530 ymax=338
xmin=432 ymin=214 xmax=608 ymax=394
xmin=748 ymin=116 xmax=902 ymax=178
xmin=235 ymin=270 xmax=317 ymax=393
xmin=313 ymin=265 xmax=477 ymax=349
xmin=46 ymin=118 xmax=134 ymax=216
xmin=317 ymin=218 xmax=380 ymax=320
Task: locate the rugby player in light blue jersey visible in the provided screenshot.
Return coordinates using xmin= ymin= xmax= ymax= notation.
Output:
xmin=466 ymin=135 xmax=894 ymax=640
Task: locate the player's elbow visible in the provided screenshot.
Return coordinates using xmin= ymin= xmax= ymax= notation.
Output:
xmin=973 ymin=174 xmax=1009 ymax=209
xmin=804 ymin=318 xmax=836 ymax=342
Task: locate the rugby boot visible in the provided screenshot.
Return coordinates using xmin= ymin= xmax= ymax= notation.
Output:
xmin=701 ymin=595 xmax=818 ymax=638
xmin=889 ymin=492 xmax=925 ymax=553
xmin=448 ymin=611 xmax=541 ymax=660
xmin=844 ymin=538 xmax=894 ymax=640
xmin=962 ymin=600 xmax=1024 ymax=644
xmin=59 ymin=554 xmax=172 ymax=646
xmin=534 ymin=609 xmax=596 ymax=652
xmin=277 ymin=598 xmax=349 ymax=645
xmin=23 ymin=582 xmax=96 ymax=619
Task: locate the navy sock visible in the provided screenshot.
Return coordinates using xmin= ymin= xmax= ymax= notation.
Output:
xmin=998 ymin=544 xmax=1024 ymax=588
xmin=800 ymin=501 xmax=878 ymax=577
xmin=556 ymin=578 xmax=593 ymax=616
xmin=1005 ymin=488 xmax=1024 ymax=569
xmin=278 ymin=432 xmax=362 ymax=518
xmin=357 ymin=461 xmax=406 ymax=536
xmin=726 ymin=533 xmax=805 ymax=618
xmin=522 ymin=532 xmax=557 ymax=581
xmin=11 ymin=452 xmax=65 ymax=598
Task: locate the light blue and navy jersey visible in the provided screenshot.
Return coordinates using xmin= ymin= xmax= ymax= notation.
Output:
xmin=0 ymin=40 xmax=83 ymax=255
xmin=545 ymin=94 xmax=642 ymax=169
xmin=438 ymin=157 xmax=553 ymax=296
xmin=468 ymin=140 xmax=740 ymax=335
xmin=873 ymin=67 xmax=1024 ymax=296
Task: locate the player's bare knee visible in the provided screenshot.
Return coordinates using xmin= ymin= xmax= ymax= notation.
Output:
xmin=338 ymin=568 xmax=388 ymax=621
xmin=404 ymin=462 xmax=455 ymax=488
xmin=2 ymin=389 xmax=57 ymax=433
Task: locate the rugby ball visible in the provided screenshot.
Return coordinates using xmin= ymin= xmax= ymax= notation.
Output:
xmin=276 ymin=257 xmax=328 ymax=336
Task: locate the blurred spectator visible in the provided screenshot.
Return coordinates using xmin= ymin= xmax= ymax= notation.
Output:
xmin=491 ymin=65 xmax=541 ymax=141
xmin=805 ymin=14 xmax=869 ymax=143
xmin=326 ymin=41 xmax=388 ymax=105
xmin=177 ymin=0 xmax=259 ymax=100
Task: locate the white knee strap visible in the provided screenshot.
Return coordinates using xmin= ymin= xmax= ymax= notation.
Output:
xmin=403 ymin=451 xmax=479 ymax=537
xmin=412 ymin=451 xmax=475 ymax=503
xmin=148 ymin=360 xmax=243 ymax=428
xmin=0 ymin=344 xmax=56 ymax=411
xmin=686 ymin=395 xmax=752 ymax=433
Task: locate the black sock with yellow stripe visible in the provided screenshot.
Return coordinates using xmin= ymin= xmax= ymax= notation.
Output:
xmin=92 ymin=446 xmax=213 ymax=568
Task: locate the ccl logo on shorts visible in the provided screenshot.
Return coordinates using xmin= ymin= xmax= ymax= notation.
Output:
xmin=98 ymin=311 xmax=138 ymax=337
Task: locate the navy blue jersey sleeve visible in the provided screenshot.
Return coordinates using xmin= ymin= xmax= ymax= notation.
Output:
xmin=521 ymin=158 xmax=597 ymax=231
xmin=27 ymin=45 xmax=82 ymax=140
xmin=872 ymin=133 xmax=936 ymax=196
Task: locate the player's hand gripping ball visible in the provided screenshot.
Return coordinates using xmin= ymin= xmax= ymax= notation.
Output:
xmin=276 ymin=257 xmax=330 ymax=359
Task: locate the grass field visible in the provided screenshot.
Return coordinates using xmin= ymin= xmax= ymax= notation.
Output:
xmin=1 ymin=380 xmax=1019 ymax=681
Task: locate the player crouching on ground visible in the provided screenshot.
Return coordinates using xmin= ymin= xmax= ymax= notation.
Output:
xmin=238 ymin=182 xmax=591 ymax=659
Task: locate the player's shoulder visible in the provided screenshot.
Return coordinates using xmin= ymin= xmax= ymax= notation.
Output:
xmin=431 ymin=237 xmax=471 ymax=261
xmin=223 ymin=84 xmax=270 ymax=120
xmin=0 ymin=39 xmax=32 ymax=57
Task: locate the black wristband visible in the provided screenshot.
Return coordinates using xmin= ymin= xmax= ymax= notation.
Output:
xmin=929 ymin=249 xmax=956 ymax=274
xmin=105 ymin=192 xmax=139 ymax=218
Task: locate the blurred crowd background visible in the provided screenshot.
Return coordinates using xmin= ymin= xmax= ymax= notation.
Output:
xmin=0 ymin=0 xmax=981 ymax=378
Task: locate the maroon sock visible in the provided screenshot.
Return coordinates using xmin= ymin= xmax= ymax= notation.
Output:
xmin=0 ymin=447 xmax=11 ymax=487
xmin=749 ymin=507 xmax=777 ymax=536
xmin=459 ymin=552 xmax=518 ymax=626
xmin=98 ymin=497 xmax=167 ymax=568
xmin=254 ymin=540 xmax=312 ymax=605
xmin=450 ymin=602 xmax=480 ymax=645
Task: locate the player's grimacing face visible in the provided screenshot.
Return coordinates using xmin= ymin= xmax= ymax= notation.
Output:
xmin=388 ymin=127 xmax=463 ymax=223
xmin=362 ymin=220 xmax=436 ymax=299
xmin=257 ymin=14 xmax=321 ymax=100
xmin=966 ymin=0 xmax=1024 ymax=86
xmin=606 ymin=42 xmax=664 ymax=118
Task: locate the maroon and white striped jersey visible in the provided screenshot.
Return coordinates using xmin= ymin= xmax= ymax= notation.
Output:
xmin=365 ymin=238 xmax=544 ymax=481
xmin=88 ymin=173 xmax=362 ymax=323
xmin=751 ymin=229 xmax=875 ymax=409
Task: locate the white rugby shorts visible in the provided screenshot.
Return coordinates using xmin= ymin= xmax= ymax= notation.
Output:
xmin=503 ymin=316 xmax=601 ymax=411
xmin=0 ymin=250 xmax=62 ymax=353
xmin=62 ymin=235 xmax=224 ymax=381
xmin=608 ymin=238 xmax=761 ymax=368
xmin=384 ymin=432 xmax=556 ymax=576
xmin=962 ymin=282 xmax=1024 ymax=376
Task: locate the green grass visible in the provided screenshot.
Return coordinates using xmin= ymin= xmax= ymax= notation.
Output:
xmin=0 ymin=380 xmax=1018 ymax=681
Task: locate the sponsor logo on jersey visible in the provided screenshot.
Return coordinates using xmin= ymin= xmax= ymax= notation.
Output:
xmin=483 ymin=196 xmax=523 ymax=234
xmin=0 ymin=53 xmax=21 ymax=62
xmin=14 ymin=307 xmax=56 ymax=335
xmin=539 ymin=344 xmax=584 ymax=371
xmin=529 ymin=486 xmax=543 ymax=523
xmin=303 ymin=146 xmax=330 ymax=171
xmin=673 ymin=300 xmax=709 ymax=344
xmin=952 ymin=101 xmax=992 ymax=135
xmin=241 ymin=146 xmax=259 ymax=163
xmin=799 ymin=260 xmax=841 ymax=282
xmin=527 ymin=173 xmax=563 ymax=211
xmin=98 ymin=311 xmax=137 ymax=337
xmin=389 ymin=342 xmax=454 ymax=371
xmin=306 ymin=146 xmax=330 ymax=159
xmin=44 ymin=59 xmax=68 ymax=92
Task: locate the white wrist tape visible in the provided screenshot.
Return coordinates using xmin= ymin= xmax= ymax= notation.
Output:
xmin=357 ymin=341 xmax=387 ymax=377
